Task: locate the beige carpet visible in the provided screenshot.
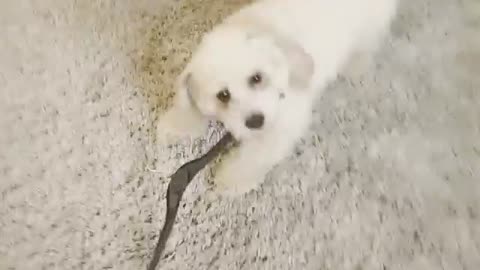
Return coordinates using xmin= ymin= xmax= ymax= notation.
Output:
xmin=1 ymin=0 xmax=479 ymax=269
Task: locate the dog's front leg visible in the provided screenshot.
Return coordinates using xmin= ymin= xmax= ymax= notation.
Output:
xmin=213 ymin=129 xmax=302 ymax=196
xmin=157 ymin=106 xmax=207 ymax=140
xmin=156 ymin=99 xmax=208 ymax=145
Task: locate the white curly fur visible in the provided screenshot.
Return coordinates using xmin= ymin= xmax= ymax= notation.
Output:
xmin=159 ymin=0 xmax=398 ymax=195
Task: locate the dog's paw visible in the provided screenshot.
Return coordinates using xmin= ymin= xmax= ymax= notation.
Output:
xmin=156 ymin=109 xmax=207 ymax=145
xmin=212 ymin=165 xmax=263 ymax=196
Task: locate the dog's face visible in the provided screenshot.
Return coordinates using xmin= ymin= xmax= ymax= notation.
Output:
xmin=174 ymin=26 xmax=314 ymax=140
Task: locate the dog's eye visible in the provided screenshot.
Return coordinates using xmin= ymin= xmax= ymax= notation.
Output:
xmin=248 ymin=72 xmax=263 ymax=87
xmin=216 ymin=88 xmax=231 ymax=103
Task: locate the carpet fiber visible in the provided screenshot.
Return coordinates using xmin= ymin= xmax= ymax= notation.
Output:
xmin=1 ymin=0 xmax=479 ymax=269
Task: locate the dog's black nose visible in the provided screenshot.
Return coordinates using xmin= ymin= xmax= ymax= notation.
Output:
xmin=245 ymin=113 xmax=264 ymax=129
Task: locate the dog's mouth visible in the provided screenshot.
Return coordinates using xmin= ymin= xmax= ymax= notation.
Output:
xmin=234 ymin=125 xmax=268 ymax=142
xmin=215 ymin=121 xmax=242 ymax=140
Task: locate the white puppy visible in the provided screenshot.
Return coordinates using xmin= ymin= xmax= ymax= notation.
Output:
xmin=159 ymin=0 xmax=397 ymax=194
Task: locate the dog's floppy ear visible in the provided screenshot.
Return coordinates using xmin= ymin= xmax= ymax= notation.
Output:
xmin=173 ymin=71 xmax=197 ymax=110
xmin=273 ymin=36 xmax=314 ymax=89
xmin=171 ymin=69 xmax=205 ymax=119
xmin=247 ymin=27 xmax=314 ymax=89
xmin=160 ymin=70 xmax=207 ymax=136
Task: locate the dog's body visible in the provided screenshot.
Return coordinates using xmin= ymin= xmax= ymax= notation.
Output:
xmin=159 ymin=0 xmax=397 ymax=195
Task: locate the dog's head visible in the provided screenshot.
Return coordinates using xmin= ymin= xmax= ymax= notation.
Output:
xmin=174 ymin=24 xmax=314 ymax=140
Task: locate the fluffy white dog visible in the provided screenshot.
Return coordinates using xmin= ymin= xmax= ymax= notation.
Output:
xmin=158 ymin=0 xmax=398 ymax=194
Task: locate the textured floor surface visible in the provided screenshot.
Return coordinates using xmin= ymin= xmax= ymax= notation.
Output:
xmin=1 ymin=0 xmax=479 ymax=269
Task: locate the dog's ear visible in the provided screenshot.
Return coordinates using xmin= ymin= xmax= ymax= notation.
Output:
xmin=173 ymin=71 xmax=196 ymax=110
xmin=247 ymin=28 xmax=314 ymax=89
xmin=161 ymin=70 xmax=208 ymax=136
xmin=273 ymin=36 xmax=314 ymax=89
